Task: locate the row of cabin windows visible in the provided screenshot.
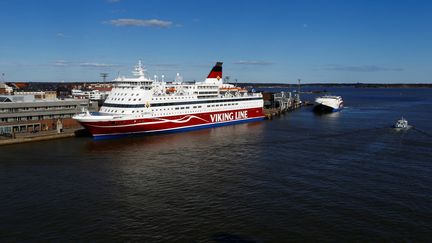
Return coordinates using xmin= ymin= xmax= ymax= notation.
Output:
xmin=207 ymin=103 xmax=238 ymax=107
xmin=198 ymin=95 xmax=218 ymax=99
xmin=153 ymin=96 xmax=193 ymax=101
xmin=111 ymin=96 xmax=199 ymax=101
xmin=117 ymin=86 xmax=135 ymax=90
xmin=110 ymin=98 xmax=142 ymax=102
xmin=152 ymin=106 xmax=203 ymax=111
xmin=116 ymin=81 xmax=152 ymax=85
xmin=198 ymin=86 xmax=218 ymax=89
xmin=108 ymin=96 xmax=196 ymax=102
xmin=116 ymin=85 xmax=217 ymax=89
xmin=116 ymin=86 xmax=152 ymax=90
xmin=110 ymin=95 xmax=196 ymax=102
xmin=115 ymin=85 xmax=220 ymax=91
xmin=103 ymin=106 xmax=201 ymax=114
xmin=197 ymin=91 xmax=218 ymax=94
xmin=113 ymin=93 xmax=141 ymax=96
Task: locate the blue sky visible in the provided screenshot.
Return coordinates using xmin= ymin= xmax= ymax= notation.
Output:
xmin=0 ymin=0 xmax=431 ymax=83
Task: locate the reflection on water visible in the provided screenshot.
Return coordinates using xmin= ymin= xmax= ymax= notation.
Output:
xmin=84 ymin=121 xmax=265 ymax=153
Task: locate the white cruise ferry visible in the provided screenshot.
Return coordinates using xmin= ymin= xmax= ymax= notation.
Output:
xmin=313 ymin=95 xmax=344 ymax=112
xmin=73 ymin=61 xmax=265 ymax=138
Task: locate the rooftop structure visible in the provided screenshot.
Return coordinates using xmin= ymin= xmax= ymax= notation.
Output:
xmin=0 ymin=83 xmax=13 ymax=95
xmin=0 ymin=95 xmax=95 ymax=135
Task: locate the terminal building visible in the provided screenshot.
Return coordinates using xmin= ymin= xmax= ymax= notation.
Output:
xmin=0 ymin=94 xmax=95 ymax=135
xmin=14 ymin=91 xmax=57 ymax=100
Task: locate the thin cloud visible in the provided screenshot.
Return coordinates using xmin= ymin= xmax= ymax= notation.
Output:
xmin=234 ymin=60 xmax=274 ymax=65
xmin=53 ymin=61 xmax=118 ymax=68
xmin=324 ymin=64 xmax=404 ymax=72
xmin=56 ymin=32 xmax=65 ymax=38
xmin=107 ymin=0 xmax=121 ymax=3
xmin=105 ymin=18 xmax=173 ymax=28
xmin=79 ymin=62 xmax=118 ymax=68
xmin=54 ymin=60 xmax=69 ymax=66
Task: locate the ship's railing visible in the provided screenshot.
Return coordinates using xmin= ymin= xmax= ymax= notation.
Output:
xmin=113 ymin=80 xmax=153 ymax=87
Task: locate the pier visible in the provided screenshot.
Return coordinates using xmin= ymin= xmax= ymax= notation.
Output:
xmin=263 ymin=91 xmax=304 ymax=119
xmin=0 ymin=128 xmax=80 ymax=146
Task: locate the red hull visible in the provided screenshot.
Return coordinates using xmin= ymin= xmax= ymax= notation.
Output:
xmin=78 ymin=107 xmax=264 ymax=138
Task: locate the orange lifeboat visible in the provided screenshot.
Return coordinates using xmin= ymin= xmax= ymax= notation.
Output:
xmin=166 ymin=87 xmax=176 ymax=93
xmin=219 ymin=87 xmax=241 ymax=92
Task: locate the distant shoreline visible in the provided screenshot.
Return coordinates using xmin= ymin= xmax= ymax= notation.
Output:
xmin=237 ymin=83 xmax=432 ymax=89
xmin=4 ymin=82 xmax=432 ymax=91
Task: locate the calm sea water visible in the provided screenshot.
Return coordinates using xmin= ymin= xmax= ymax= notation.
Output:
xmin=1 ymin=87 xmax=431 ymax=241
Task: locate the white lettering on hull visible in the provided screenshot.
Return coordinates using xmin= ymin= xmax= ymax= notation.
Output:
xmin=210 ymin=110 xmax=248 ymax=123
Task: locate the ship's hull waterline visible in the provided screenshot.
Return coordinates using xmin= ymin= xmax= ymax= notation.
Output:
xmin=77 ymin=107 xmax=265 ymax=139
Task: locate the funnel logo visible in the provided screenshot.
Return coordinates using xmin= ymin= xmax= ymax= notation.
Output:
xmin=207 ymin=62 xmax=223 ymax=79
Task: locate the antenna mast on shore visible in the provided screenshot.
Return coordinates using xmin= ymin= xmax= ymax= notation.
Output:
xmin=100 ymin=73 xmax=109 ymax=83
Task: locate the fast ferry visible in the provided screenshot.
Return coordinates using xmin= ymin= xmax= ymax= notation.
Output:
xmin=313 ymin=95 xmax=344 ymax=113
xmin=73 ymin=61 xmax=265 ymax=139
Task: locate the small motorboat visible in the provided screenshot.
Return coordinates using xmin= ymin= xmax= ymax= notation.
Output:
xmin=393 ymin=117 xmax=410 ymax=129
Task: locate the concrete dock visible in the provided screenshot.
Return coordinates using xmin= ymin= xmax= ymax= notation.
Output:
xmin=0 ymin=128 xmax=81 ymax=146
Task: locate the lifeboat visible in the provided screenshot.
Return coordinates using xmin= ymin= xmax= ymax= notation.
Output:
xmin=166 ymin=87 xmax=176 ymax=93
xmin=220 ymin=87 xmax=240 ymax=92
xmin=219 ymin=87 xmax=248 ymax=93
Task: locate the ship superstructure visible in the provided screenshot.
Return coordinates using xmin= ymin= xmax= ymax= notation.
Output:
xmin=73 ymin=61 xmax=265 ymax=138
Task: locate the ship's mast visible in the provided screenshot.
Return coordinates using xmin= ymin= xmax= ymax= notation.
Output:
xmin=132 ymin=60 xmax=147 ymax=79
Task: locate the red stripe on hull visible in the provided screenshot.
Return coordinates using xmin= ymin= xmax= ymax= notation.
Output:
xmin=78 ymin=107 xmax=264 ymax=136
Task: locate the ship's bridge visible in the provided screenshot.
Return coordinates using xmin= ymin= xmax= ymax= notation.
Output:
xmin=112 ymin=60 xmax=154 ymax=90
